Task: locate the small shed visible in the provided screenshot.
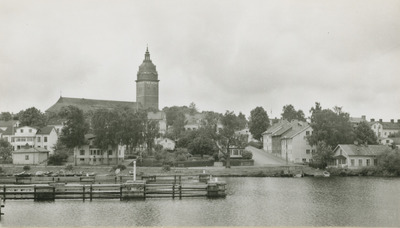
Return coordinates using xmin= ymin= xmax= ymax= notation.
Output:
xmin=12 ymin=147 xmax=49 ymax=165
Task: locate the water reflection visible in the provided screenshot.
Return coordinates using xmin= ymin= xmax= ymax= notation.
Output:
xmin=2 ymin=177 xmax=400 ymax=227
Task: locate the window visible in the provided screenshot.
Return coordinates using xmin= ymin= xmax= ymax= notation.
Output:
xmin=37 ymin=137 xmax=41 ymax=142
xmin=306 ymin=149 xmax=310 ymax=154
xmin=302 ymin=158 xmax=307 ymax=163
xmin=359 ymin=159 xmax=363 ymax=166
xmin=366 ymin=159 xmax=370 ymax=166
xmin=20 ymin=129 xmax=23 ymax=133
xmin=108 ymin=150 xmax=112 ymax=156
xmin=311 ymin=149 xmax=315 ymax=154
xmin=29 ymin=129 xmax=32 ymax=133
xmin=374 ymin=159 xmax=378 ymax=166
xmin=351 ymin=159 xmax=355 ymax=166
xmin=80 ymin=150 xmax=85 ymax=155
xmin=80 ymin=158 xmax=84 ymax=161
xmin=306 ymin=131 xmax=310 ymax=135
xmin=386 ymin=140 xmax=390 ymax=143
xmin=44 ymin=146 xmax=47 ymax=149
xmin=25 ymin=155 xmax=29 ymax=160
xmin=44 ymin=137 xmax=48 ymax=142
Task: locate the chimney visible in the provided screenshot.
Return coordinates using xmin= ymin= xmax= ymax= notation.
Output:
xmin=379 ymin=119 xmax=382 ymax=123
xmin=370 ymin=118 xmax=375 ymax=122
xmin=391 ymin=119 xmax=394 ymax=123
xmin=362 ymin=115 xmax=366 ymax=121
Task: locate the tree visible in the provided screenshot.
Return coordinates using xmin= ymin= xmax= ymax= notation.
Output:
xmin=354 ymin=121 xmax=378 ymax=145
xmin=59 ymin=106 xmax=89 ymax=149
xmin=0 ymin=112 xmax=13 ymax=121
xmin=144 ymin=119 xmax=160 ymax=154
xmin=171 ymin=112 xmax=186 ymax=140
xmin=249 ymin=107 xmax=270 ymax=141
xmin=377 ymin=148 xmax=400 ymax=175
xmin=218 ymin=111 xmax=247 ymax=168
xmin=48 ymin=140 xmax=69 ymax=165
xmin=311 ymin=141 xmax=334 ymax=169
xmin=116 ymin=108 xmax=146 ymax=155
xmin=307 ymin=103 xmax=354 ymax=148
xmin=91 ymin=109 xmax=120 ymax=151
xmin=0 ymin=139 xmax=13 ymax=163
xmin=187 ymin=133 xmax=217 ymax=158
xmin=19 ymin=107 xmax=47 ymax=127
xmin=188 ymin=102 xmax=198 ymax=115
xmin=237 ymin=112 xmax=247 ymax=130
xmin=281 ymin=104 xmax=306 ymax=122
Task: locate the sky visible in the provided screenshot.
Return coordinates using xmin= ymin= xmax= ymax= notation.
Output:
xmin=1 ymin=0 xmax=399 ymax=121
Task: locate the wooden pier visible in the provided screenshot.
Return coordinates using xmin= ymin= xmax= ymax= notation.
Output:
xmin=0 ymin=175 xmax=226 ymax=201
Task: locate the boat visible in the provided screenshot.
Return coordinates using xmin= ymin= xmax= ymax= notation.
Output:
xmin=293 ymin=173 xmax=303 ymax=178
xmin=323 ymin=171 xmax=330 ymax=177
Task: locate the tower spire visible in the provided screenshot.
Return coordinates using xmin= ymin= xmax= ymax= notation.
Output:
xmin=145 ymin=45 xmax=150 ymax=61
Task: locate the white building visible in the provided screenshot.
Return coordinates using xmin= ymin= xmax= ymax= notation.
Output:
xmin=280 ymin=123 xmax=315 ymax=164
xmin=12 ymin=147 xmax=49 ymax=165
xmin=155 ymin=137 xmax=176 ymax=151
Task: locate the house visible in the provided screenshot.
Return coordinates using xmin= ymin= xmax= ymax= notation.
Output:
xmin=0 ymin=120 xmax=20 ymax=131
xmin=369 ymin=119 xmax=400 ymax=140
xmin=155 ymin=137 xmax=175 ymax=151
xmin=12 ymin=147 xmax=49 ymax=165
xmin=280 ymin=123 xmax=315 ymax=164
xmin=73 ymin=134 xmax=125 ymax=165
xmin=262 ymin=120 xmax=290 ymax=155
xmin=148 ymin=111 xmax=167 ymax=135
xmin=331 ymin=144 xmax=390 ymax=169
xmin=380 ymin=137 xmax=400 ymax=148
xmin=184 ymin=113 xmax=205 ymax=131
xmin=1 ymin=126 xmax=58 ymax=155
xmin=349 ymin=115 xmax=367 ymax=129
xmin=235 ymin=128 xmax=254 ymax=142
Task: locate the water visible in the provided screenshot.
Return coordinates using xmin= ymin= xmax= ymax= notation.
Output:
xmin=1 ymin=177 xmax=399 ymax=227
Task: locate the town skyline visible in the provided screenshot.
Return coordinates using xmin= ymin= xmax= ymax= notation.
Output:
xmin=1 ymin=0 xmax=399 ymax=120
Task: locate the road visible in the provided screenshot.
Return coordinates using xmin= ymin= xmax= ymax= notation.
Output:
xmin=246 ymin=146 xmax=287 ymax=166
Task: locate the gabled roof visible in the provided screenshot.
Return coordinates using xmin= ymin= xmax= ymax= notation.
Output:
xmin=370 ymin=121 xmax=400 ymax=130
xmin=262 ymin=120 xmax=289 ymax=135
xmin=36 ymin=126 xmax=55 ymax=135
xmin=335 ymin=144 xmax=389 ymax=157
xmin=13 ymin=147 xmax=49 ymax=153
xmin=281 ymin=124 xmax=311 ymax=139
xmin=184 ymin=113 xmax=205 ymax=125
xmin=46 ymin=96 xmax=138 ymax=114
xmin=0 ymin=120 xmax=19 ymax=128
xmin=1 ymin=127 xmax=15 ymax=136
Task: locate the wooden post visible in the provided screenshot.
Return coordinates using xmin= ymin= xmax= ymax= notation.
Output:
xmin=179 ymin=185 xmax=182 ymax=199
xmin=0 ymin=197 xmax=4 ymax=220
xmin=119 ymin=186 xmax=122 ymax=201
xmin=172 ymin=185 xmax=175 ymax=199
xmin=3 ymin=186 xmax=5 ymax=202
xmin=83 ymin=186 xmax=85 ymax=202
xmin=53 ymin=187 xmax=56 ymax=201
xmin=90 ymin=185 xmax=93 ymax=201
xmin=143 ymin=185 xmax=146 ymax=199
xmin=33 ymin=185 xmax=36 ymax=201
xmin=174 ymin=175 xmax=176 ymax=185
xmin=115 ymin=177 xmax=117 ymax=184
xmin=179 ymin=175 xmax=181 ymax=184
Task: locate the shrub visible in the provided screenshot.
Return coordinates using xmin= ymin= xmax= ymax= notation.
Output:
xmin=47 ymin=152 xmax=69 ymax=165
xmin=242 ymin=150 xmax=253 ymax=159
xmin=65 ymin=164 xmax=73 ymax=171
xmin=23 ymin=165 xmax=31 ymax=171
xmin=176 ymin=154 xmax=187 ymax=162
xmin=248 ymin=141 xmax=262 ymax=149
xmin=162 ymin=165 xmax=171 ymax=171
xmin=113 ymin=164 xmax=127 ymax=171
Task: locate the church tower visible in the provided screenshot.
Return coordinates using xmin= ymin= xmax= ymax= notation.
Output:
xmin=136 ymin=47 xmax=159 ymax=110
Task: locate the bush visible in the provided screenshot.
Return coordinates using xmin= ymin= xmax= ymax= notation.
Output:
xmin=176 ymin=154 xmax=187 ymax=162
xmin=248 ymin=141 xmax=262 ymax=149
xmin=242 ymin=150 xmax=253 ymax=159
xmin=65 ymin=164 xmax=73 ymax=171
xmin=23 ymin=165 xmax=31 ymax=171
xmin=162 ymin=165 xmax=171 ymax=171
xmin=47 ymin=152 xmax=69 ymax=165
xmin=113 ymin=164 xmax=127 ymax=171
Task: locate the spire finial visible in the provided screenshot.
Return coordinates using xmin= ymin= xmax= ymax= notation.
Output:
xmin=145 ymin=45 xmax=150 ymax=60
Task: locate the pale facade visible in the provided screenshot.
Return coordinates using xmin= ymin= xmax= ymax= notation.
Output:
xmin=331 ymin=144 xmax=389 ymax=169
xmin=73 ymin=134 xmax=125 ymax=165
xmin=155 ymin=137 xmax=176 ymax=151
xmin=12 ymin=147 xmax=49 ymax=165
xmin=280 ymin=125 xmax=315 ymax=163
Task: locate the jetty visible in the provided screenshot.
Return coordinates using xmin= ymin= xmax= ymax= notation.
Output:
xmin=0 ymin=174 xmax=226 ymax=201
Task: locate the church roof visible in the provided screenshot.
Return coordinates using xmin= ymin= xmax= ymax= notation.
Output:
xmin=46 ymin=96 xmax=138 ymax=114
xmin=137 ymin=47 xmax=158 ymax=82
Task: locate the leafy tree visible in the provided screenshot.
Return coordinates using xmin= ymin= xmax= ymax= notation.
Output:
xmin=188 ymin=102 xmax=198 ymax=115
xmin=308 ymin=103 xmax=354 ymax=148
xmin=311 ymin=141 xmax=334 ymax=169
xmin=144 ymin=119 xmax=160 ymax=154
xmin=249 ymin=107 xmax=270 ymax=141
xmin=199 ymin=111 xmax=221 ymax=138
xmin=91 ymin=109 xmax=120 ymax=150
xmin=377 ymin=148 xmax=400 ymax=175
xmin=117 ymin=108 xmax=146 ymax=154
xmin=218 ymin=111 xmax=247 ymax=168
xmin=237 ymin=112 xmax=247 ymax=130
xmin=281 ymin=104 xmax=306 ymax=122
xmin=0 ymin=139 xmax=13 ymax=163
xmin=0 ymin=112 xmax=13 ymax=121
xmin=19 ymin=107 xmax=47 ymax=127
xmin=59 ymin=106 xmax=89 ymax=149
xmin=354 ymin=121 xmax=378 ymax=145
xmin=187 ymin=134 xmax=217 ymax=158
xmin=48 ymin=140 xmax=70 ymax=165
xmin=171 ymin=112 xmax=186 ymax=140
xmin=388 ymin=132 xmax=400 ymax=138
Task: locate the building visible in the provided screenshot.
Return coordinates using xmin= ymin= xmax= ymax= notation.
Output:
xmin=331 ymin=144 xmax=390 ymax=169
xmin=155 ymin=137 xmax=175 ymax=151
xmin=235 ymin=128 xmax=254 ymax=143
xmin=0 ymin=120 xmax=20 ymax=131
xmin=12 ymin=147 xmax=49 ymax=165
xmin=262 ymin=120 xmax=291 ymax=156
xmin=349 ymin=115 xmax=367 ymax=129
xmin=136 ymin=47 xmax=159 ymax=110
xmin=73 ymin=134 xmax=125 ymax=165
xmin=1 ymin=126 xmax=58 ymax=155
xmin=280 ymin=123 xmax=315 ymax=164
xmin=369 ymin=119 xmax=400 ymax=145
xmin=148 ymin=111 xmax=167 ymax=135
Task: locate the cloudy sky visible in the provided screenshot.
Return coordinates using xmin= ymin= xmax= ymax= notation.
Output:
xmin=1 ymin=0 xmax=399 ymax=121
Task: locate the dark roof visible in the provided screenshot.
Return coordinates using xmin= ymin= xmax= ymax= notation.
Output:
xmin=0 ymin=120 xmax=19 ymax=128
xmin=336 ymin=144 xmax=389 ymax=156
xmin=13 ymin=147 xmax=49 ymax=153
xmin=263 ymin=120 xmax=289 ymax=135
xmin=1 ymin=127 xmax=14 ymax=135
xmin=46 ymin=97 xmax=138 ymax=114
xmin=369 ymin=121 xmax=400 ymax=130
xmin=36 ymin=126 xmax=55 ymax=135
xmin=282 ymin=124 xmax=311 ymax=138
xmin=137 ymin=48 xmax=158 ymax=82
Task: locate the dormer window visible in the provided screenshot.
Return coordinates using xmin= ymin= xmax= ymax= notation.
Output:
xmin=29 ymin=129 xmax=32 ymax=133
xmin=20 ymin=129 xmax=23 ymax=133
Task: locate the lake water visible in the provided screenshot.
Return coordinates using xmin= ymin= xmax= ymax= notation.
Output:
xmin=1 ymin=177 xmax=399 ymax=227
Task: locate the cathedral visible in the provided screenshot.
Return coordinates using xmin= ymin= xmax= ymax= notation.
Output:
xmin=46 ymin=47 xmax=160 ymax=113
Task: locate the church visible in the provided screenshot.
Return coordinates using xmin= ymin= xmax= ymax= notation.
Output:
xmin=47 ymin=47 xmax=160 ymax=113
